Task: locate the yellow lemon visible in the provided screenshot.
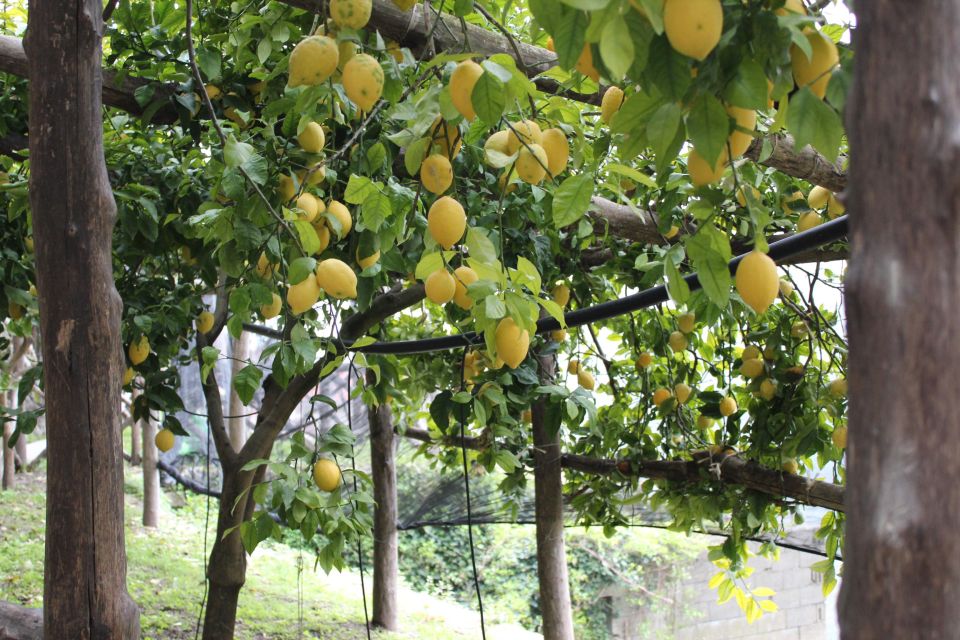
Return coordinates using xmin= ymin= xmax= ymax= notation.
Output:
xmin=677 ymin=312 xmax=695 ymax=334
xmin=652 ymin=387 xmax=672 ymax=406
xmin=736 ymin=186 xmax=761 ymax=208
xmin=551 ymin=329 xmax=567 ymax=342
xmin=256 ymin=252 xmax=278 ymax=279
xmin=735 ymin=250 xmax=779 ymax=314
xmin=288 ymin=36 xmax=339 ymax=87
xmin=392 ymin=0 xmax=417 ymax=9
xmin=315 ymin=259 xmax=358 ymax=299
xmin=516 ymin=144 xmax=548 ymax=184
xmin=636 ymin=352 xmax=653 ymax=369
xmin=759 ymin=378 xmax=777 ymax=400
xmin=123 ymin=367 xmax=135 ymax=386
xmin=578 ymin=369 xmax=596 ymax=391
xmin=697 ymin=415 xmax=714 ymax=430
xmin=329 ymin=0 xmax=372 ymax=29
xmin=790 ymin=30 xmax=839 ymax=99
xmin=506 ymin=120 xmax=543 ymax=154
xmin=296 ymin=193 xmax=321 ymax=222
xmin=828 ymin=378 xmax=847 ymax=398
xmin=287 ymin=277 xmax=321 ymax=314
xmin=421 ymin=154 xmax=453 ymax=195
xmin=779 ymin=279 xmax=795 ymax=298
xmin=675 ymin=383 xmax=692 ymax=404
xmin=425 ymin=269 xmax=456 ymax=304
xmin=827 ymin=195 xmax=845 ymax=218
xmin=313 ymin=458 xmax=342 ymax=491
xmin=484 ymin=130 xmax=512 ymax=166
xmin=261 ymin=292 xmax=283 ymax=319
xmin=278 ymin=174 xmax=296 ymax=203
xmin=129 ymin=336 xmax=150 ymax=365
xmin=781 ymin=458 xmax=799 ymax=474
xmin=663 ymin=0 xmax=724 ymax=61
xmin=450 ymin=60 xmax=484 ymax=121
xmin=832 ymin=425 xmax=847 ymax=449
xmin=552 ymin=282 xmax=571 ymax=308
xmin=742 ymin=346 xmax=761 ymax=361
xmin=337 ymin=41 xmax=358 ymax=74
xmin=669 ymin=331 xmax=688 ymax=353
xmin=427 ymin=196 xmax=466 ymax=249
xmin=797 ymin=212 xmax=822 ymax=232
xmin=453 ymin=266 xmax=478 ymax=309
xmin=782 ymin=190 xmax=806 ymax=213
xmin=601 ymin=86 xmax=624 ymax=124
xmin=155 ymin=429 xmax=175 ymax=453
xmin=312 ymin=221 xmax=331 ymax=255
xmin=430 ymin=117 xmax=462 ymax=159
xmin=726 ymin=105 xmax=757 ymax=158
xmin=664 ymin=225 xmax=680 ymax=239
xmin=357 ymin=249 xmax=380 ymax=270
xmin=196 ymin=311 xmax=215 ymax=334
xmin=740 ymin=358 xmax=765 ymax=379
xmin=495 ymin=317 xmax=530 ymax=369
xmin=807 ymin=185 xmax=831 ymax=210
xmin=719 ymin=396 xmax=738 ymax=417
xmin=325 ymin=200 xmax=352 ymax=238
xmin=688 ymin=147 xmax=727 ymax=187
xmin=575 ymin=44 xmax=600 ymax=81
xmin=204 ymin=84 xmax=221 ymax=100
xmin=297 ymin=122 xmax=325 ymax=153
xmin=568 ymin=360 xmax=580 ymax=375
xmin=8 ymin=302 xmax=24 ymax=319
xmin=776 ymin=0 xmax=806 ymax=15
xmin=540 ymin=128 xmax=569 ymax=177
xmin=343 ymin=53 xmax=384 ymax=112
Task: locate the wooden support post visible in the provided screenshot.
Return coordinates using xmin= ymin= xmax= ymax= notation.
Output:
xmin=369 ymin=392 xmax=398 ymax=630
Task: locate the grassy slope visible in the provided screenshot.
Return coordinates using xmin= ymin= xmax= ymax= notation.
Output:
xmin=0 ymin=465 xmax=538 ymax=640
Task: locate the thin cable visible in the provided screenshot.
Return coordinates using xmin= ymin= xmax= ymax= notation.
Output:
xmin=346 ymin=358 xmax=373 ymax=640
xmin=458 ymin=347 xmax=488 ymax=639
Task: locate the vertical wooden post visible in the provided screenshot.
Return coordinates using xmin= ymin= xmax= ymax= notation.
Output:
xmin=141 ymin=416 xmax=160 ymax=528
xmin=369 ymin=393 xmax=398 ymax=630
xmin=24 ymin=0 xmax=140 ymax=632
xmin=228 ymin=332 xmax=251 ymax=451
xmin=532 ymin=354 xmax=575 ymax=640
xmin=2 ymin=390 xmax=14 ymax=490
xmin=130 ymin=416 xmax=141 ymax=466
xmin=841 ymin=3 xmax=960 ymax=637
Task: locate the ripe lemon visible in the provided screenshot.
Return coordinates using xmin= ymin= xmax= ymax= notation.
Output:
xmin=450 ymin=60 xmax=484 ymax=120
xmin=807 ymin=186 xmax=831 ymax=210
xmin=636 ymin=352 xmax=653 ymax=369
xmin=740 ymin=358 xmax=764 ymax=379
xmin=779 ymin=279 xmax=794 ymax=298
xmin=696 ymin=415 xmax=714 ymax=430
xmin=601 ymin=86 xmax=624 ymax=124
xmin=129 ymin=336 xmax=150 ymax=365
xmin=790 ymin=30 xmax=838 ymax=99
xmin=735 ymin=250 xmax=779 ymax=314
xmin=123 ymin=367 xmax=135 ymax=386
xmin=343 ymin=53 xmax=384 ymax=112
xmin=782 ymin=190 xmax=806 ymax=213
xmin=781 ymin=458 xmax=799 ymax=475
xmin=484 ymin=130 xmax=512 ymax=166
xmin=329 ymin=0 xmax=371 ymax=29
xmin=540 ymin=128 xmax=569 ymax=177
xmin=521 ymin=409 xmax=532 ymax=423
xmin=828 ymin=378 xmax=847 ymax=398
xmin=742 ymin=345 xmax=761 ymax=361
xmin=551 ymin=329 xmax=567 ymax=342
xmin=832 ymin=425 xmax=847 ymax=449
xmin=827 ymin=195 xmax=845 ymax=218
xmin=421 ymin=154 xmax=453 ymax=195
xmin=196 ymin=311 xmax=215 ymax=335
xmin=453 ymin=266 xmax=478 ymax=309
xmin=261 ymin=292 xmax=282 ymax=318
xmin=736 ymin=186 xmax=761 ymax=208
xmin=337 ymin=41 xmax=358 ymax=74
xmin=357 ymin=249 xmax=380 ymax=270
xmin=663 ymin=0 xmax=723 ymax=61
xmin=8 ymin=302 xmax=24 ymax=319
xmin=204 ymin=84 xmax=221 ymax=100
xmin=506 ymin=120 xmax=543 ymax=154
xmin=297 ymin=122 xmax=325 ymax=153
xmin=313 ymin=459 xmax=342 ymax=492
xmin=386 ymin=40 xmax=404 ymax=62
xmin=326 ymin=200 xmax=352 ymax=238
xmin=303 ymin=162 xmax=327 ymax=186
xmin=392 ymin=0 xmax=417 ymax=9
xmin=726 ymin=105 xmax=757 ymax=158
xmin=776 ymin=0 xmax=806 ymax=15
xmin=664 ymin=225 xmax=680 ymax=239
xmin=278 ymin=174 xmax=296 ymax=203
xmin=797 ymin=212 xmax=821 ymax=232
xmin=688 ymin=148 xmax=727 ymax=187
xmin=677 ymin=312 xmax=695 ymax=334
xmin=315 ymin=259 xmax=358 ymax=299
xmin=312 ymin=222 xmax=331 ymax=254
xmin=669 ymin=330 xmax=688 ymax=353
xmin=575 ymin=44 xmax=600 ymax=81
xmin=155 ymin=429 xmax=175 ymax=453
xmin=425 ymin=269 xmax=456 ymax=304
xmin=568 ymin=359 xmax=580 ymax=374
xmin=288 ymin=36 xmax=339 ymax=87
xmin=296 ymin=193 xmax=321 ymax=222
xmin=427 ymin=196 xmax=466 ymax=249
xmin=256 ymin=252 xmax=278 ymax=279
xmin=552 ymin=282 xmax=571 ymax=308
xmin=516 ymin=144 xmax=548 ymax=184
xmin=578 ymin=369 xmax=596 ymax=390
xmin=287 ymin=277 xmax=321 ymax=314
xmin=759 ymin=378 xmax=777 ymax=400
xmin=652 ymin=387 xmax=672 ymax=406
xmin=719 ymin=396 xmax=737 ymax=417
xmin=791 ymin=321 xmax=809 ymax=338
xmin=495 ymin=317 xmax=530 ymax=369
xmin=675 ymin=383 xmax=692 ymax=404
xmin=430 ymin=117 xmax=462 ymax=159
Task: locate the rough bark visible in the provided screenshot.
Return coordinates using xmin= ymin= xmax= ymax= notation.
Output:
xmin=129 ymin=417 xmax=141 ymax=466
xmin=839 ymin=4 xmax=960 ymax=638
xmin=531 ymin=355 xmax=575 ymax=640
xmin=24 ymin=0 xmax=139 ymax=633
xmin=2 ymin=391 xmax=13 ymax=490
xmin=368 ymin=392 xmax=398 ymax=630
xmin=141 ymin=417 xmax=160 ymax=528
xmin=228 ymin=331 xmax=251 ymax=451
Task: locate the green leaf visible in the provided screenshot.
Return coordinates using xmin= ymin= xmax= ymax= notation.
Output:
xmin=344 ymin=174 xmax=378 ymax=205
xmin=404 ymin=137 xmax=431 ymax=176
xmin=647 ymin=102 xmax=683 ymax=161
xmin=686 ymin=225 xmax=732 ymax=308
xmin=724 ymin=58 xmax=770 ymax=111
xmin=600 ymin=19 xmax=634 ymax=81
xmin=553 ymin=174 xmax=594 ymax=228
xmin=223 ymin=135 xmax=267 ymax=185
xmin=786 ymin=88 xmax=844 ymax=162
xmin=663 ymin=250 xmax=690 ymax=304
xmin=484 ymin=294 xmax=506 ymax=319
xmin=361 ymin=190 xmax=392 ymax=232
xmin=293 ymin=220 xmax=320 ymax=255
xmin=471 ymin=72 xmax=505 ymax=124
xmin=687 ymin=94 xmax=729 ymax=167
xmin=553 ymin=9 xmax=589 ymax=70
xmin=201 ymin=346 xmax=220 ymax=383
xmin=288 ymin=257 xmax=317 ymax=285
xmin=605 ymin=163 xmax=657 ymax=189
xmin=559 ymin=0 xmax=610 ymax=8
xmin=415 ymin=252 xmax=443 ymax=279
xmin=466 ymin=227 xmax=498 ymax=265
xmin=537 ymin=298 xmax=566 ymax=327
xmin=233 ymin=365 xmax=263 ymax=406
xmin=646 ymin=37 xmax=690 ymax=100
xmin=515 ymin=256 xmax=542 ymax=295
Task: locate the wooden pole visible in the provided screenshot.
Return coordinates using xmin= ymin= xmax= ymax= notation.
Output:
xmin=369 ymin=394 xmax=399 ymax=630
xmin=141 ymin=416 xmax=160 ymax=528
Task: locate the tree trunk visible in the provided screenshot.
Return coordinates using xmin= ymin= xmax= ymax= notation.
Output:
xmin=532 ymin=356 xmax=575 ymax=640
xmin=141 ymin=417 xmax=160 ymax=528
xmin=228 ymin=332 xmax=251 ymax=452
xmin=24 ymin=0 xmax=139 ymax=632
xmin=2 ymin=390 xmax=14 ymax=490
xmin=840 ymin=4 xmax=960 ymax=638
xmin=129 ymin=417 xmax=141 ymax=466
xmin=369 ymin=396 xmax=398 ymax=630
xmin=14 ymin=427 xmax=26 ymax=469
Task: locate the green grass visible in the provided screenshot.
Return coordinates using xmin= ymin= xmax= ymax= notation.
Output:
xmin=0 ymin=464 xmax=535 ymax=639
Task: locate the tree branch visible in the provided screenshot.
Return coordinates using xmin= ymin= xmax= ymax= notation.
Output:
xmin=745 ymin=133 xmax=847 ymax=193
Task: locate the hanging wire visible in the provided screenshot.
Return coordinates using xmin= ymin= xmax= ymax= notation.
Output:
xmin=346 ymin=357 xmax=373 ymax=640
xmin=458 ymin=346 xmax=488 ymax=639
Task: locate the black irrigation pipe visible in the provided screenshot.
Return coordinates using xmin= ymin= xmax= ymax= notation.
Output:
xmin=247 ymin=215 xmax=846 ymax=355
